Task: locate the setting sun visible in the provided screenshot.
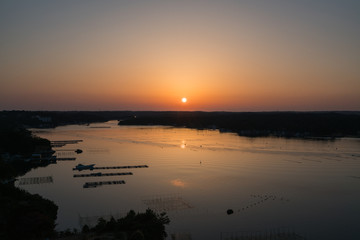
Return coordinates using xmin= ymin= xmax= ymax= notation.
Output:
xmin=181 ymin=98 xmax=187 ymax=103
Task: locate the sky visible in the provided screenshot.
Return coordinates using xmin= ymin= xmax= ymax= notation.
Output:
xmin=1 ymin=0 xmax=359 ymax=111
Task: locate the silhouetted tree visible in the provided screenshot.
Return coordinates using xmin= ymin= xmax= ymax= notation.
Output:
xmin=89 ymin=209 xmax=170 ymax=240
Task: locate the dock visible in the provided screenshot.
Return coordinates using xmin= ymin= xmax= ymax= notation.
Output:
xmin=83 ymin=180 xmax=125 ymax=188
xmin=73 ymin=165 xmax=148 ymax=171
xmin=18 ymin=176 xmax=53 ymax=185
xmin=74 ymin=172 xmax=133 ymax=178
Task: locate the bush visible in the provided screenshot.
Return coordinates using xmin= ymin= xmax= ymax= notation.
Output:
xmin=87 ymin=209 xmax=170 ymax=240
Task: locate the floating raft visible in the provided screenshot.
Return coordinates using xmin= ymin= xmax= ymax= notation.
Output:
xmin=18 ymin=176 xmax=53 ymax=185
xmin=94 ymin=165 xmax=148 ymax=170
xmin=142 ymin=194 xmax=193 ymax=212
xmin=74 ymin=172 xmax=133 ymax=178
xmin=51 ymin=140 xmax=83 ymax=144
xmin=51 ymin=140 xmax=83 ymax=147
xmin=83 ymin=180 xmax=125 ymax=188
xmin=221 ymin=228 xmax=304 ymax=240
xmin=73 ymin=165 xmax=148 ymax=171
xmin=56 ymin=149 xmax=77 ymax=151
xmin=56 ymin=157 xmax=76 ymax=161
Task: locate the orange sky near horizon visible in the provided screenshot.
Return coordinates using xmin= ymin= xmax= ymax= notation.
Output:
xmin=1 ymin=1 xmax=359 ymax=111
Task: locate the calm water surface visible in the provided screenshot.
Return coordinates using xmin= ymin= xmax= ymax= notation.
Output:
xmin=19 ymin=121 xmax=360 ymax=239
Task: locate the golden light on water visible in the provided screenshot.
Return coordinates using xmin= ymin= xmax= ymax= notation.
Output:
xmin=180 ymin=140 xmax=186 ymax=149
xmin=171 ymin=179 xmax=186 ymax=188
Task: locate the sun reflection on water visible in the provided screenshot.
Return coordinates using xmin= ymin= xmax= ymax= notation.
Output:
xmin=171 ymin=179 xmax=186 ymax=188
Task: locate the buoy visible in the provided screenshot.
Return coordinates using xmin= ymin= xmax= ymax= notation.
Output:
xmin=226 ymin=209 xmax=234 ymax=215
xmin=75 ymin=149 xmax=83 ymax=154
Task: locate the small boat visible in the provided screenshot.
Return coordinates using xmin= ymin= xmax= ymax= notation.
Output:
xmin=74 ymin=164 xmax=95 ymax=171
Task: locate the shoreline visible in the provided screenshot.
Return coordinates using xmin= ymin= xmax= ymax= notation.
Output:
xmin=2 ymin=111 xmax=359 ymax=139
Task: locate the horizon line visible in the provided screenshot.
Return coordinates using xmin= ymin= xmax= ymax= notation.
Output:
xmin=2 ymin=110 xmax=360 ymax=113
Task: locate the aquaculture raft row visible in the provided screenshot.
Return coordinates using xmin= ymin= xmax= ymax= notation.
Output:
xmin=51 ymin=140 xmax=83 ymax=147
xmin=83 ymin=180 xmax=126 ymax=188
xmin=93 ymin=165 xmax=148 ymax=170
xmin=72 ymin=165 xmax=148 ymax=171
xmin=56 ymin=157 xmax=76 ymax=161
xmin=74 ymin=172 xmax=133 ymax=177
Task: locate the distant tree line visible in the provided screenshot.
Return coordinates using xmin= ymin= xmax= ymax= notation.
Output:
xmin=0 ymin=110 xmax=133 ymax=128
xmin=2 ymin=110 xmax=359 ymax=138
xmin=118 ymin=111 xmax=360 ymax=138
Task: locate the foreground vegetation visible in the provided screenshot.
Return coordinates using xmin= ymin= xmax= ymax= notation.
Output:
xmin=57 ymin=209 xmax=170 ymax=240
xmin=0 ymin=184 xmax=58 ymax=240
xmin=88 ymin=209 xmax=169 ymax=240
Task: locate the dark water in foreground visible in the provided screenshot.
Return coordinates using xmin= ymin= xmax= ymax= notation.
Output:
xmin=19 ymin=121 xmax=360 ymax=239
